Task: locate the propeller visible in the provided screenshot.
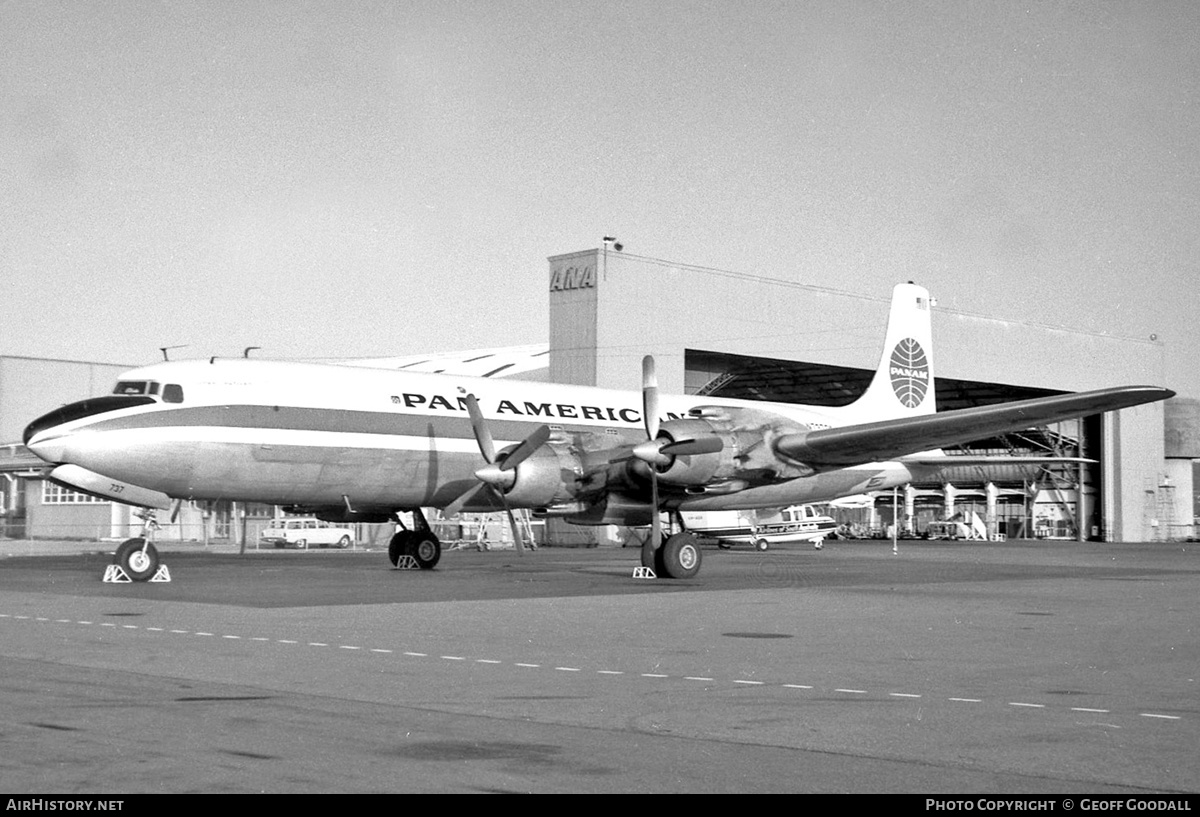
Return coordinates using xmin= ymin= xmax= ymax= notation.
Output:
xmin=443 ymin=393 xmax=551 ymax=554
xmin=639 ymin=356 xmax=663 ymax=569
xmin=632 ymin=356 xmax=723 ymax=569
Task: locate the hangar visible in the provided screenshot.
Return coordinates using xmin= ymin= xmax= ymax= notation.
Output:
xmin=0 ymin=247 xmax=1190 ymax=546
xmin=542 ymin=246 xmax=1182 ymax=545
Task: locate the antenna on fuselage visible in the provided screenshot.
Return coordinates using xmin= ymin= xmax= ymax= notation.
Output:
xmin=244 ymin=346 xmax=261 ymax=358
xmin=159 ymin=345 xmax=189 ymax=361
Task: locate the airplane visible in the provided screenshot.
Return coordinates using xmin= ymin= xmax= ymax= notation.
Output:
xmin=23 ymin=282 xmax=1173 ymax=582
xmin=681 ymin=505 xmax=839 ymax=551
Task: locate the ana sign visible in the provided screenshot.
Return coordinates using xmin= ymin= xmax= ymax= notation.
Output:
xmin=550 ymin=264 xmax=596 ymax=291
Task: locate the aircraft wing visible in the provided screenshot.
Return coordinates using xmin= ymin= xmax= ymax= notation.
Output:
xmin=904 ymin=455 xmax=1096 ymax=466
xmin=774 ymin=386 xmax=1173 ymax=471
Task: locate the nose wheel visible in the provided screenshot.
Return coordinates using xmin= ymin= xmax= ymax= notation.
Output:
xmin=105 ymin=537 xmax=170 ymax=583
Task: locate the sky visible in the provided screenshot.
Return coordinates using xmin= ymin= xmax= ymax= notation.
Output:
xmin=2 ymin=1 xmax=1198 ymax=397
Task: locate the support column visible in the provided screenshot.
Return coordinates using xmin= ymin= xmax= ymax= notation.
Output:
xmin=943 ymin=482 xmax=957 ymax=520
xmin=986 ymin=482 xmax=999 ymax=540
xmin=904 ymin=484 xmax=917 ymax=535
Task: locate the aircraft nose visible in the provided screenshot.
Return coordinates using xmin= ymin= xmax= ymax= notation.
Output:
xmin=24 ymin=424 xmax=70 ymax=464
xmin=23 ymin=394 xmax=156 ymax=463
xmin=27 ymin=437 xmax=67 ymax=464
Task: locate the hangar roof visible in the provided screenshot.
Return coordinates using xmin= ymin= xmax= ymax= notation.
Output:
xmin=685 ymin=349 xmax=1060 ymax=411
xmin=325 ymin=345 xmax=550 ymax=381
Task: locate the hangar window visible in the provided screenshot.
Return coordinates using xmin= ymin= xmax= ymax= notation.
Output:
xmin=162 ymin=384 xmax=184 ymax=403
xmin=42 ymin=483 xmax=107 ymax=504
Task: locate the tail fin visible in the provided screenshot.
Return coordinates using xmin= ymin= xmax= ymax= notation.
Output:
xmin=844 ymin=282 xmax=935 ymax=421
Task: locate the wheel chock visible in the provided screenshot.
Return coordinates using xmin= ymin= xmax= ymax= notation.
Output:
xmin=632 ymin=566 xmax=657 ymax=579
xmin=103 ymin=565 xmax=131 ymax=583
xmin=392 ymin=555 xmax=420 ymax=570
xmin=102 ymin=564 xmax=171 ymax=583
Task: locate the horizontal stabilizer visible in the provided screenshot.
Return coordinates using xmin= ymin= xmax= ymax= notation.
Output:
xmin=774 ymin=386 xmax=1173 ymax=470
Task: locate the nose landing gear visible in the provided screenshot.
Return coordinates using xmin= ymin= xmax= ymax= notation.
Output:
xmin=104 ymin=510 xmax=171 ymax=583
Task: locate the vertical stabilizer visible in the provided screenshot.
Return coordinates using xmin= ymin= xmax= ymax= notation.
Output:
xmin=845 ymin=282 xmax=935 ymax=421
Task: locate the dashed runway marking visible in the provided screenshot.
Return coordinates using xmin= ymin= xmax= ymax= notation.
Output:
xmin=1 ymin=611 xmax=1188 ymax=727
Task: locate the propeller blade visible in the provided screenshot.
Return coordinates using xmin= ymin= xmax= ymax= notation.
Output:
xmin=642 ymin=469 xmax=660 ymax=569
xmin=444 ymin=481 xmax=490 ymax=518
xmin=640 ymin=355 xmax=667 ymax=571
xmin=447 ymin=398 xmax=549 ymax=554
xmin=499 ymin=424 xmax=552 ymax=471
xmin=631 ymin=434 xmax=723 ymax=466
xmin=463 ymin=394 xmax=496 ymax=464
xmin=642 ymin=355 xmax=659 ymax=441
xmin=631 ymin=438 xmax=671 ymax=467
xmin=499 ymin=494 xmax=525 ymax=555
xmin=659 ymin=436 xmax=723 ymax=457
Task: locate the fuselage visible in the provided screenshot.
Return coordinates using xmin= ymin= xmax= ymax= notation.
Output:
xmin=24 ymin=357 xmax=928 ymax=520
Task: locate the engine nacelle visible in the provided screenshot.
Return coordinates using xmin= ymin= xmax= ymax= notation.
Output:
xmin=652 ymin=419 xmax=726 ymax=486
xmin=496 ymin=443 xmax=583 ymax=508
xmin=648 ymin=408 xmax=817 ymax=488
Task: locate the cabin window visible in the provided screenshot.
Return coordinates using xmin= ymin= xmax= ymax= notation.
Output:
xmin=162 ymin=384 xmax=184 ymax=403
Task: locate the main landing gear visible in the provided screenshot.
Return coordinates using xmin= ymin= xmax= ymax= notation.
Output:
xmin=387 ymin=509 xmax=441 ymax=570
xmin=636 ymin=512 xmax=702 ymax=580
xmin=654 ymin=531 xmax=702 ymax=580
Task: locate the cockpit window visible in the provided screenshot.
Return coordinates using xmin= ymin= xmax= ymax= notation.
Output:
xmin=113 ymin=381 xmax=169 ymax=395
xmin=114 ymin=381 xmax=166 ymax=398
xmin=114 ymin=381 xmax=150 ymax=395
xmin=162 ymin=384 xmax=184 ymax=403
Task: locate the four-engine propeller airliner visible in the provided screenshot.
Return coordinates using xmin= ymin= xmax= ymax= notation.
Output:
xmin=23 ymin=283 xmax=1173 ymax=581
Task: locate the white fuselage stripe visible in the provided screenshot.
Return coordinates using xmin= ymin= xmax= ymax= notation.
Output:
xmin=85 ymin=425 xmax=500 ymax=453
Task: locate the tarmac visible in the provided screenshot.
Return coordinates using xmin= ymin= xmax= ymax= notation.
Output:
xmin=1 ymin=535 xmax=1196 ymax=792
xmin=1 ymin=537 xmax=225 ymax=557
xmin=0 ymin=533 xmax=538 ymax=558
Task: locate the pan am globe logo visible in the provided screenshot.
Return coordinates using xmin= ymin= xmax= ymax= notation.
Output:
xmin=889 ymin=338 xmax=929 ymax=408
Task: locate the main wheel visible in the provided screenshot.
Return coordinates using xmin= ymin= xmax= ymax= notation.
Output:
xmin=658 ymin=532 xmax=702 ymax=579
xmin=406 ymin=534 xmax=441 ymax=570
xmin=114 ymin=537 xmax=159 ymax=582
xmin=336 ymin=535 xmax=352 ymax=549
xmin=388 ymin=531 xmax=413 ymax=567
xmin=295 ymin=538 xmax=307 ymax=550
xmin=754 ymin=538 xmax=769 ymax=552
